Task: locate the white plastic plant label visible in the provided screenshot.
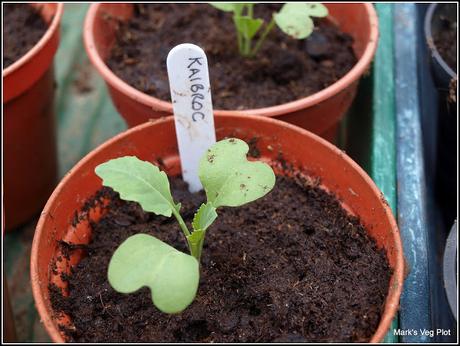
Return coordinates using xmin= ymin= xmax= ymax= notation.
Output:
xmin=167 ymin=43 xmax=216 ymax=193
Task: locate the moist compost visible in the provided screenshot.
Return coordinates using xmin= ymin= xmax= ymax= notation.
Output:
xmin=107 ymin=4 xmax=357 ymax=109
xmin=50 ymin=174 xmax=391 ymax=342
xmin=3 ymin=4 xmax=48 ymax=68
xmin=433 ymin=13 xmax=457 ymax=72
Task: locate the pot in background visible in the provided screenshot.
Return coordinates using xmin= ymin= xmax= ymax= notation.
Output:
xmin=424 ymin=3 xmax=457 ymax=226
xmin=424 ymin=3 xmax=457 ymax=88
xmin=83 ymin=3 xmax=378 ymax=142
xmin=3 ymin=3 xmax=64 ymax=230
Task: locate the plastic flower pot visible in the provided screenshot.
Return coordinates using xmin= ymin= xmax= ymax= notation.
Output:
xmin=424 ymin=3 xmax=457 ymax=88
xmin=424 ymin=3 xmax=457 ymax=226
xmin=3 ymin=3 xmax=63 ymax=230
xmin=83 ymin=3 xmax=378 ymax=142
xmin=443 ymin=221 xmax=457 ymax=321
xmin=31 ymin=114 xmax=403 ymax=342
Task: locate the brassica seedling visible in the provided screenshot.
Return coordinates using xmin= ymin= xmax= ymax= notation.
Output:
xmin=95 ymin=138 xmax=275 ymax=314
xmin=210 ymin=3 xmax=328 ymax=57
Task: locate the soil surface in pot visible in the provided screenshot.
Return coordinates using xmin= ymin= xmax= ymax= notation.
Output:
xmin=50 ymin=174 xmax=391 ymax=342
xmin=3 ymin=4 xmax=48 ymax=69
xmin=433 ymin=13 xmax=457 ymax=73
xmin=107 ymin=4 xmax=357 ymax=109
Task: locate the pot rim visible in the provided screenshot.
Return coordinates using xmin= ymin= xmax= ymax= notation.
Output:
xmin=83 ymin=3 xmax=379 ymax=117
xmin=424 ymin=3 xmax=457 ymax=80
xmin=31 ymin=114 xmax=403 ymax=343
xmin=2 ymin=3 xmax=64 ymax=76
xmin=443 ymin=221 xmax=457 ymax=320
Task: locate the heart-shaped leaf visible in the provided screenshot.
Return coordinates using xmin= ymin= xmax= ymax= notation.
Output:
xmin=199 ymin=138 xmax=275 ymax=208
xmin=95 ymin=156 xmax=179 ymax=217
xmin=274 ymin=3 xmax=328 ymax=40
xmin=304 ymin=3 xmax=328 ymax=18
xmin=108 ymin=234 xmax=199 ymax=314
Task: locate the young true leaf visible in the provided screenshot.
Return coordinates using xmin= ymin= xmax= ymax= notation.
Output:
xmin=108 ymin=234 xmax=199 ymax=314
xmin=274 ymin=3 xmax=328 ymax=39
xmin=234 ymin=16 xmax=263 ymax=39
xmin=95 ymin=156 xmax=179 ymax=217
xmin=187 ymin=203 xmax=217 ymax=260
xmin=199 ymin=138 xmax=275 ymax=208
xmin=192 ymin=202 xmax=218 ymax=232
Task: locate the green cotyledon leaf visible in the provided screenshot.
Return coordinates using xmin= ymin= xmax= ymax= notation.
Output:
xmin=209 ymin=3 xmax=246 ymax=15
xmin=209 ymin=3 xmax=237 ymax=12
xmin=95 ymin=156 xmax=180 ymax=217
xmin=274 ymin=3 xmax=328 ymax=40
xmin=108 ymin=233 xmax=199 ymax=314
xmin=199 ymin=138 xmax=275 ymax=208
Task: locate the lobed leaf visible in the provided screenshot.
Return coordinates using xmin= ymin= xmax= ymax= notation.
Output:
xmin=95 ymin=156 xmax=179 ymax=217
xmin=192 ymin=202 xmax=218 ymax=232
xmin=188 ymin=203 xmax=217 ymax=259
xmin=108 ymin=234 xmax=199 ymax=314
xmin=274 ymin=3 xmax=328 ymax=40
xmin=199 ymin=138 xmax=275 ymax=209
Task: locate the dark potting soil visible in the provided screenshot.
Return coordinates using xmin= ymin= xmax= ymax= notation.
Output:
xmin=107 ymin=4 xmax=357 ymax=110
xmin=50 ymin=174 xmax=391 ymax=342
xmin=3 ymin=4 xmax=48 ymax=69
xmin=434 ymin=14 xmax=457 ymax=72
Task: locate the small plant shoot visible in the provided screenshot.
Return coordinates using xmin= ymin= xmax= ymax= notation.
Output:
xmin=209 ymin=3 xmax=328 ymax=57
xmin=95 ymin=138 xmax=275 ymax=313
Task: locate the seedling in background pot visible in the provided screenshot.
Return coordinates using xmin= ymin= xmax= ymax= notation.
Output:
xmin=210 ymin=3 xmax=328 ymax=57
xmin=95 ymin=138 xmax=275 ymax=314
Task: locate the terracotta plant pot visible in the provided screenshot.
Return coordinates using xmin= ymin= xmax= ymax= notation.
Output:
xmin=31 ymin=114 xmax=403 ymax=342
xmin=83 ymin=3 xmax=378 ymax=142
xmin=3 ymin=3 xmax=64 ymax=230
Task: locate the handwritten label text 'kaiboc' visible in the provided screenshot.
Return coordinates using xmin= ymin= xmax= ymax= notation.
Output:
xmin=187 ymin=57 xmax=206 ymax=122
xmin=167 ymin=43 xmax=216 ymax=192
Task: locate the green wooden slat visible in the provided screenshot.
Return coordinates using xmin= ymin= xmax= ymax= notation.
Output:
xmin=371 ymin=4 xmax=396 ymax=212
xmin=371 ymin=4 xmax=399 ymax=343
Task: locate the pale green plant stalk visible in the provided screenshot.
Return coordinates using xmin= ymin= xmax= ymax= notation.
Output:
xmin=210 ymin=3 xmax=329 ymax=58
xmin=94 ymin=138 xmax=275 ymax=313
